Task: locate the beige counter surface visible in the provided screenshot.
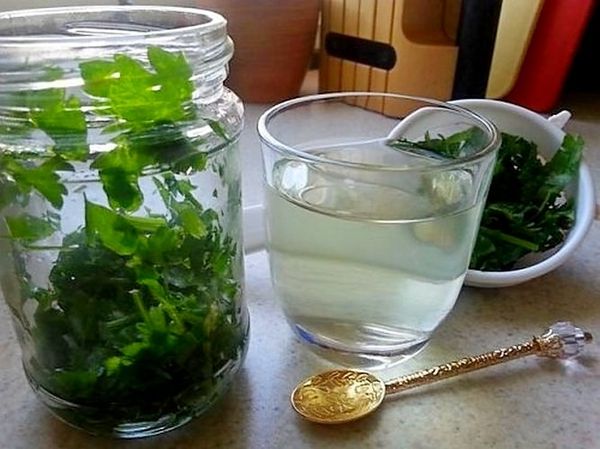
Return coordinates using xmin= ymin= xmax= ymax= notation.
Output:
xmin=2 ymin=240 xmax=600 ymax=449
xmin=2 ymin=94 xmax=600 ymax=448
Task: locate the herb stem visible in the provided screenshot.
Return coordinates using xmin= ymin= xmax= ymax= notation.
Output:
xmin=480 ymin=227 xmax=539 ymax=251
xmin=131 ymin=290 xmax=150 ymax=323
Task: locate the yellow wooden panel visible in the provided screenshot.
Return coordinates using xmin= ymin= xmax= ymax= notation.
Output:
xmin=355 ymin=0 xmax=376 ymax=107
xmin=323 ymin=0 xmax=345 ymax=92
xmin=366 ymin=0 xmax=394 ymax=112
xmin=340 ymin=0 xmax=360 ymax=93
xmin=486 ymin=0 xmax=544 ymax=98
xmin=319 ymin=0 xmax=331 ymax=92
xmin=384 ymin=0 xmax=458 ymax=116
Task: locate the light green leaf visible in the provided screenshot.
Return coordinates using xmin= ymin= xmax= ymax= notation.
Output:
xmin=85 ymin=200 xmax=139 ymax=255
xmin=5 ymin=214 xmax=56 ymax=241
xmin=179 ymin=205 xmax=207 ymax=239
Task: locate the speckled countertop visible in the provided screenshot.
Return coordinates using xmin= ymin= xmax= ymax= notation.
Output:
xmin=1 ymin=88 xmax=600 ymax=448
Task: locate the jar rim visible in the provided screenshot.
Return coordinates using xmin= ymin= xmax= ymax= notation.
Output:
xmin=0 ymin=6 xmax=225 ymax=47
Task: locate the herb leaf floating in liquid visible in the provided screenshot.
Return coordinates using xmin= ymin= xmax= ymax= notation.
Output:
xmin=388 ymin=128 xmax=584 ymax=271
xmin=388 ymin=127 xmax=487 ymax=160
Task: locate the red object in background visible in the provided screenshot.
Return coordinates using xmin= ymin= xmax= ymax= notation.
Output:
xmin=505 ymin=0 xmax=596 ymax=112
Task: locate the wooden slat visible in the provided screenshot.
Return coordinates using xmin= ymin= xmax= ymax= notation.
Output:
xmin=366 ymin=0 xmax=394 ymax=112
xmin=319 ymin=0 xmax=331 ymax=92
xmin=340 ymin=0 xmax=360 ymax=93
xmin=384 ymin=0 xmax=459 ymax=116
xmin=326 ymin=0 xmax=345 ymax=92
xmin=355 ymin=0 xmax=376 ymax=107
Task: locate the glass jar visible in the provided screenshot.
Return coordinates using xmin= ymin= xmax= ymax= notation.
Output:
xmin=0 ymin=6 xmax=248 ymax=438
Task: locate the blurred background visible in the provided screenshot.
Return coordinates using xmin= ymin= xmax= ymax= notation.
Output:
xmin=1 ymin=0 xmax=598 ymax=246
xmin=1 ymin=0 xmax=598 ymax=112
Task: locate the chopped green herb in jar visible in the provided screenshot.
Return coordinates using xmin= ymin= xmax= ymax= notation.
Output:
xmin=0 ymin=46 xmax=246 ymax=431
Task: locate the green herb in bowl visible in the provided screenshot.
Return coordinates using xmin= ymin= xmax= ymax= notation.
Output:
xmin=389 ymin=128 xmax=584 ymax=271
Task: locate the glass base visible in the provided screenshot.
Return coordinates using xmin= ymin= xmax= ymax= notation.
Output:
xmin=293 ymin=320 xmax=431 ymax=370
xmin=22 ymin=320 xmax=250 ymax=439
xmin=25 ymin=366 xmax=237 ymax=439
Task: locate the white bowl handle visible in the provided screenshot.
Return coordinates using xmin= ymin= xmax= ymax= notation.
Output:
xmin=547 ymin=110 xmax=571 ymax=129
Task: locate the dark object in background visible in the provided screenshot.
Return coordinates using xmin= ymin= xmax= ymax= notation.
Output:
xmin=325 ymin=32 xmax=396 ymax=71
xmin=565 ymin=1 xmax=600 ymax=93
xmin=452 ymin=0 xmax=503 ymax=99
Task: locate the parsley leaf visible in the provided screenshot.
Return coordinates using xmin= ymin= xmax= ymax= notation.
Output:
xmin=23 ymin=68 xmax=89 ymax=160
xmin=80 ymin=46 xmax=195 ymax=128
xmin=388 ymin=127 xmax=487 ymax=159
xmin=1 ymin=156 xmax=72 ymax=208
xmin=81 ymin=47 xmax=206 ymax=211
xmin=5 ymin=214 xmax=56 ymax=241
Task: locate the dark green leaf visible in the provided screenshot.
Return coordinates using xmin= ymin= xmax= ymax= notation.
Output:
xmin=388 ymin=127 xmax=486 ymax=159
xmin=91 ymin=139 xmax=155 ymax=211
xmin=99 ymin=169 xmax=143 ymax=212
xmin=395 ymin=129 xmax=584 ymax=270
xmin=469 ymin=132 xmax=583 ymax=270
xmin=538 ymin=134 xmax=584 ymax=204
xmin=206 ymin=119 xmax=229 ymax=141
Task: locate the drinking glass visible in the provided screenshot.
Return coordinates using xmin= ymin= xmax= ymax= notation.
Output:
xmin=258 ymin=93 xmax=499 ymax=369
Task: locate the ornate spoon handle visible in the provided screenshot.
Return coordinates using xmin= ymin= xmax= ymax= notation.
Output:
xmin=385 ymin=322 xmax=592 ymax=395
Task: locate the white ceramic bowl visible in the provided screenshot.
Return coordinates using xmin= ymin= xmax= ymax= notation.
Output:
xmin=450 ymin=99 xmax=596 ymax=288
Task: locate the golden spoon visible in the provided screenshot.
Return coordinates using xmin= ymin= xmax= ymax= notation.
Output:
xmin=291 ymin=321 xmax=592 ymax=424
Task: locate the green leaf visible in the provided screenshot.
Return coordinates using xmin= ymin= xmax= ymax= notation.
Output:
xmin=92 ymin=138 xmax=154 ymax=172
xmin=85 ymin=201 xmax=139 ymax=255
xmin=468 ymin=131 xmax=582 ymax=271
xmin=388 ymin=127 xmax=486 ymax=159
xmin=91 ymin=138 xmax=155 ymax=211
xmin=104 ymin=356 xmax=124 ymax=376
xmin=53 ymin=370 xmax=97 ymax=398
xmin=5 ymin=214 xmax=56 ymax=241
xmin=121 ymin=341 xmax=148 ymax=358
xmin=148 ymin=46 xmax=194 ymax=110
xmin=538 ymin=134 xmax=584 ymax=203
xmin=31 ymin=95 xmax=88 ymax=160
xmin=80 ymin=60 xmax=119 ymax=98
xmin=5 ymin=157 xmax=71 ymax=208
xmin=144 ymin=227 xmax=183 ymax=262
xmin=124 ymin=214 xmax=166 ymax=232
xmin=179 ymin=205 xmax=207 ymax=239
xmin=24 ymin=68 xmax=88 ymax=160
xmin=99 ymin=169 xmax=143 ymax=212
xmin=206 ymin=119 xmax=229 ymax=141
xmin=83 ymin=48 xmax=195 ymax=127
